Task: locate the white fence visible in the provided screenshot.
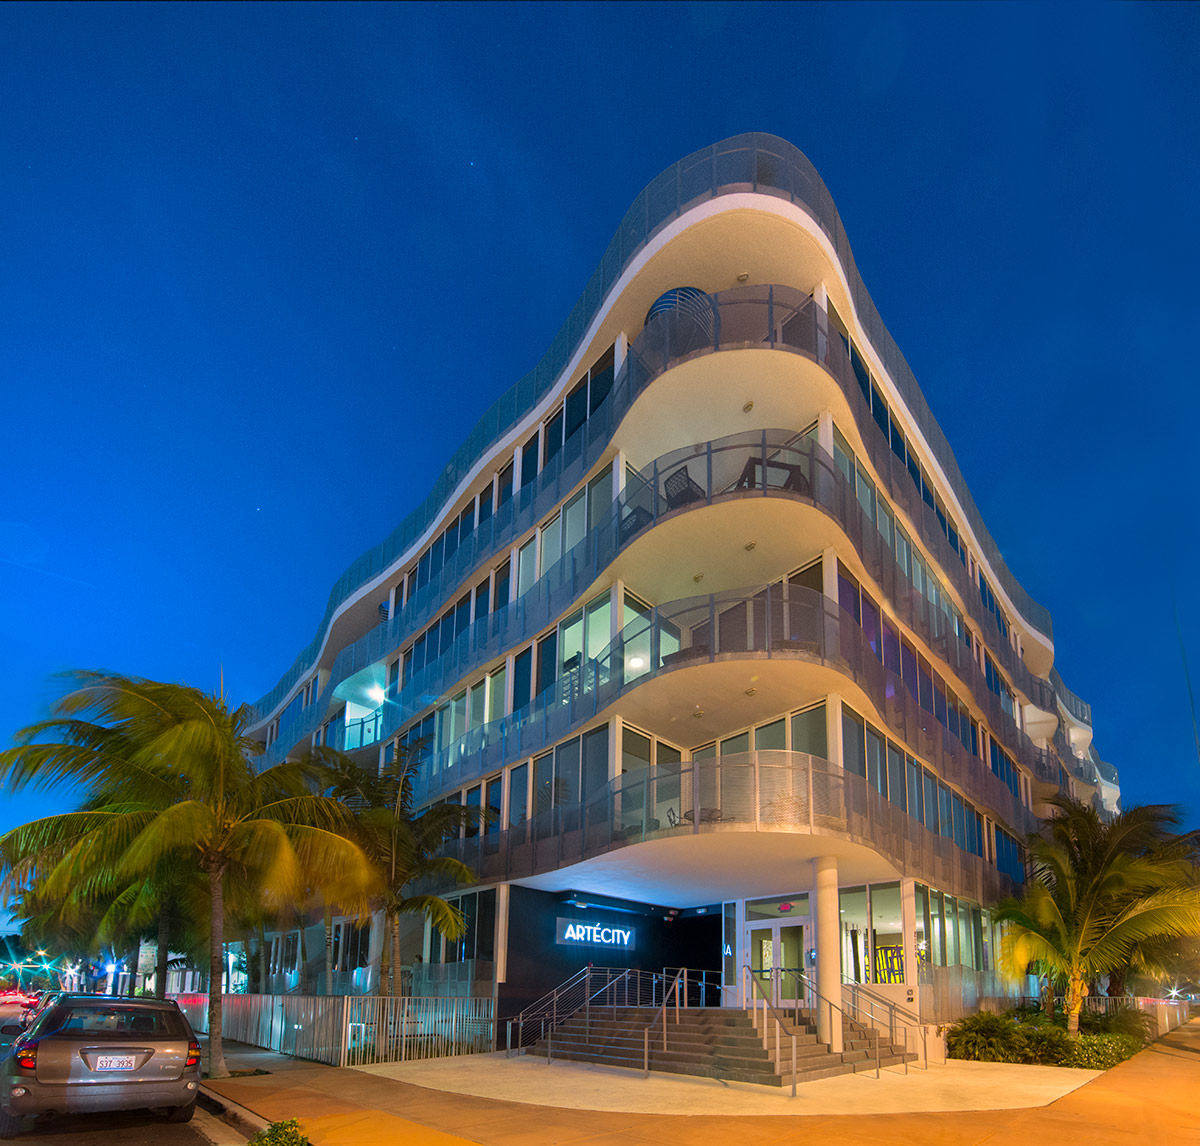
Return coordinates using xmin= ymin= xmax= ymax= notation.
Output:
xmin=172 ymin=993 xmax=495 ymax=1067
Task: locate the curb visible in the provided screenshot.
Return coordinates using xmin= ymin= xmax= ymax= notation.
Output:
xmin=199 ymin=1085 xmax=273 ymax=1139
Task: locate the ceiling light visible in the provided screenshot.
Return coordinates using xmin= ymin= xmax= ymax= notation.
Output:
xmin=693 ymin=572 xmax=704 ymax=582
xmin=628 ymin=656 xmax=645 ymax=670
xmin=744 ymin=541 xmax=756 ymax=551
xmin=745 ymin=687 xmax=757 ymax=697
xmin=737 ymin=272 xmax=750 ymax=282
xmin=693 ymin=709 xmax=704 ymax=719
xmin=743 ymin=400 xmax=754 ymax=412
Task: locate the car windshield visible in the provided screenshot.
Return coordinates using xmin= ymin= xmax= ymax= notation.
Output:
xmin=39 ymin=1005 xmax=187 ymax=1039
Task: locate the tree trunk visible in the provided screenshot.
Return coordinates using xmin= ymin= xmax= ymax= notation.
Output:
xmin=392 ymin=913 xmax=402 ymax=997
xmin=324 ymin=906 xmax=333 ymax=996
xmin=207 ymin=862 xmax=228 ymax=1078
xmin=1065 ymin=972 xmax=1087 ymax=1036
xmin=155 ymin=909 xmax=170 ymax=999
xmin=377 ymin=911 xmax=390 ymax=997
xmin=298 ymin=918 xmax=310 ymax=995
xmin=387 ymin=912 xmax=398 ymax=996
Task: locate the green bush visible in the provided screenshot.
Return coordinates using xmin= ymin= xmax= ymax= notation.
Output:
xmin=945 ymin=1012 xmax=1023 ymax=1062
xmin=247 ymin=1120 xmax=310 ymax=1146
xmin=1085 ymin=1007 xmax=1155 ymax=1043
xmin=1062 ymin=1033 xmax=1143 ymax=1070
xmin=1018 ymin=1023 xmax=1072 ymax=1065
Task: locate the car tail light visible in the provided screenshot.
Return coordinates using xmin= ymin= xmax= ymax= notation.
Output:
xmin=186 ymin=1039 xmax=201 ymax=1067
xmin=13 ymin=1040 xmax=37 ymax=1071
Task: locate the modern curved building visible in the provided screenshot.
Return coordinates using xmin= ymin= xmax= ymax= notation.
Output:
xmin=248 ymin=134 xmax=1119 ymax=1029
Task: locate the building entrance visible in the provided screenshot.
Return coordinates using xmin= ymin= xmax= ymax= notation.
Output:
xmin=745 ymin=892 xmax=810 ymax=1005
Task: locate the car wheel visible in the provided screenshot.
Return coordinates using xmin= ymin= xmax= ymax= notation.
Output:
xmin=0 ymin=1107 xmax=23 ymax=1140
xmin=165 ymin=1099 xmax=196 ymax=1124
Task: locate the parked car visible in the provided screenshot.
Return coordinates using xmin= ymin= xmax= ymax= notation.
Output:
xmin=0 ymin=996 xmax=201 ymax=1137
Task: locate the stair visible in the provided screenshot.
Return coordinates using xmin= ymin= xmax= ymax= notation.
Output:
xmin=527 ymin=1005 xmax=916 ymax=1087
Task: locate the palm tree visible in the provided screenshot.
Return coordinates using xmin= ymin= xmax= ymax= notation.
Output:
xmin=994 ymin=797 xmax=1200 ymax=1033
xmin=315 ymin=746 xmax=477 ymax=995
xmin=0 ymin=672 xmax=376 ymax=1077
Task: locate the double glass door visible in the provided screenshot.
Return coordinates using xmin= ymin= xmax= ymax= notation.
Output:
xmin=747 ymin=918 xmax=807 ymax=1003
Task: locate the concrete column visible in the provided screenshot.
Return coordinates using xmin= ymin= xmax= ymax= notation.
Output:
xmin=613 ymin=331 xmax=629 ymax=377
xmin=825 ymin=694 xmax=844 ymax=770
xmin=610 ymin=579 xmax=625 ymax=643
xmin=494 ymin=884 xmax=510 ymax=985
xmin=613 ymin=449 xmax=627 ymax=498
xmin=387 ymin=584 xmax=397 ymax=620
xmin=813 ymin=282 xmax=828 ymax=309
xmin=901 ymin=879 xmax=919 ymax=1004
xmin=820 ymin=544 xmax=839 ymax=602
xmin=817 ymin=409 xmax=835 ymax=459
xmin=813 ymin=856 xmax=842 ymax=1052
xmin=609 ymin=715 xmax=623 ymax=783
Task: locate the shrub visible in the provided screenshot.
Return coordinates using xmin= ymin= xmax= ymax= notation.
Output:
xmin=1062 ymin=1033 xmax=1143 ymax=1070
xmin=1017 ymin=1023 xmax=1072 ymax=1065
xmin=1086 ymin=1007 xmax=1155 ymax=1043
xmin=247 ymin=1120 xmax=310 ymax=1146
xmin=945 ymin=1012 xmax=1023 ymax=1062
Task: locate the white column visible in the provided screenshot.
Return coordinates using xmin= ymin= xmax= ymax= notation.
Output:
xmin=817 ymin=409 xmax=835 ymax=458
xmin=825 ymin=693 xmax=844 ymax=769
xmin=387 ymin=584 xmax=397 ymax=620
xmin=813 ymin=282 xmax=828 ymax=309
xmin=820 ymin=545 xmax=839 ymax=602
xmin=901 ymin=879 xmax=919 ymax=1003
xmin=495 ymin=884 xmax=510 ymax=985
xmin=610 ymin=579 xmax=625 ymax=643
xmin=814 ymin=856 xmax=842 ymax=1052
xmin=609 ymin=715 xmax=623 ymax=783
xmin=613 ymin=449 xmax=627 ymax=498
xmin=613 ymin=331 xmax=629 ymax=377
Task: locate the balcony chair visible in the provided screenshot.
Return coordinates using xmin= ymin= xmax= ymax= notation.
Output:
xmin=663 ymin=465 xmax=705 ymax=510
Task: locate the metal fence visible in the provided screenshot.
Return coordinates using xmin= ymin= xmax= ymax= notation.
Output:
xmin=171 ymin=993 xmax=495 ymax=1068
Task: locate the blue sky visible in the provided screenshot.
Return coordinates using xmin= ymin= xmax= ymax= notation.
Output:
xmin=3 ymin=2 xmax=1199 ymax=832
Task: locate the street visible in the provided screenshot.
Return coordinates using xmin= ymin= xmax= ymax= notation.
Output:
xmin=13 ymin=1108 xmax=218 ymax=1144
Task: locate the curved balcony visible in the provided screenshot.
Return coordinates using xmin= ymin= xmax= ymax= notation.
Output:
xmin=435 ymin=751 xmax=1019 ymax=910
xmin=252 ymin=135 xmax=1054 ymax=726
xmin=1050 ymin=668 xmax=1093 ymax=726
xmin=1053 ymin=727 xmax=1099 ymax=787
xmin=263 ymin=420 xmax=1051 ymax=775
xmin=417 ymin=583 xmax=1040 ymax=838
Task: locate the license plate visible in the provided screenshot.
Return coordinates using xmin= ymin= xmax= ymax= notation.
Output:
xmin=94 ymin=1055 xmax=136 ymax=1071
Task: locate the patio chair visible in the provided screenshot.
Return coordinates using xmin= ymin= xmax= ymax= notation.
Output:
xmin=664 ymin=465 xmax=705 ymax=509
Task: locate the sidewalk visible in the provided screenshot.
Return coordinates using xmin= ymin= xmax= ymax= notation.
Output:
xmin=203 ymin=1019 xmax=1200 ymax=1145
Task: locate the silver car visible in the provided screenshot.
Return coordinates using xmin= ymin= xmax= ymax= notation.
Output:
xmin=0 ymin=997 xmax=201 ymax=1137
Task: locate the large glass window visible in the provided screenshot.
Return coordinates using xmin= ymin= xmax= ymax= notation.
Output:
xmin=870 ymin=882 xmax=904 ymax=984
xmin=791 ymin=704 xmax=827 ymax=758
xmin=508 ymin=762 xmax=528 ymax=828
xmin=842 ymin=706 xmax=866 ymax=777
xmin=755 ymin=718 xmax=785 ymax=752
xmin=840 ymin=886 xmax=870 ymax=983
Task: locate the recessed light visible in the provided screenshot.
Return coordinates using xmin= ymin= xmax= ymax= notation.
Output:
xmin=743 ymin=400 xmax=754 ymax=413
xmin=693 ymin=572 xmax=704 ymax=582
xmin=744 ymin=541 xmax=756 ymax=551
xmin=737 ymin=272 xmax=750 ymax=282
xmin=693 ymin=709 xmax=704 ymax=719
xmin=745 ymin=687 xmax=757 ymax=697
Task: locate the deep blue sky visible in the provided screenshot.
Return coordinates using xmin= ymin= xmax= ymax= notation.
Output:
xmin=3 ymin=2 xmax=1199 ymax=833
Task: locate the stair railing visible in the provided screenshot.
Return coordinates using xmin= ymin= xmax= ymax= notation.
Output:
xmin=741 ymin=966 xmax=800 ymax=1097
xmin=506 ymin=965 xmax=634 ymax=1058
xmin=781 ymin=968 xmax=881 ymax=1080
xmin=840 ymin=976 xmax=928 ymax=1071
xmin=642 ymin=968 xmax=685 ymax=1079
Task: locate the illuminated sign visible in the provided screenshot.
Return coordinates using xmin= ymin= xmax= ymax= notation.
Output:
xmin=555 ymin=918 xmax=635 ymax=948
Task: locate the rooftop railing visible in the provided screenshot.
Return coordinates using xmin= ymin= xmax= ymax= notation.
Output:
xmin=251 ymin=134 xmax=1053 ymax=726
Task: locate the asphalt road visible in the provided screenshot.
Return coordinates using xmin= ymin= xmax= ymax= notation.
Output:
xmin=13 ymin=1108 xmax=217 ymax=1143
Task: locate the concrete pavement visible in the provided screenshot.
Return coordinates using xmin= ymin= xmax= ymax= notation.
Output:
xmin=202 ymin=1019 xmax=1200 ymax=1145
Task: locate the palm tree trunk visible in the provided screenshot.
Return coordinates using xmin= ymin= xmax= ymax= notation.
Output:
xmin=1065 ymin=972 xmax=1086 ymax=1036
xmin=377 ymin=911 xmax=390 ymax=997
xmin=392 ymin=914 xmax=402 ymax=997
xmin=387 ymin=912 xmax=398 ymax=996
xmin=206 ymin=861 xmax=228 ymax=1078
xmin=298 ymin=918 xmax=310 ymax=995
xmin=323 ymin=906 xmax=333 ymax=995
xmin=155 ymin=909 xmax=170 ymax=999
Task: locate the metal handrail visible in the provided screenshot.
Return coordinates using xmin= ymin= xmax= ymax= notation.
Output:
xmin=641 ymin=969 xmax=684 ymax=1078
xmin=741 ymin=966 xmax=801 ymax=1096
xmin=778 ymin=968 xmax=882 ymax=1080
xmin=838 ymin=976 xmax=927 ymax=1071
xmin=506 ymin=965 xmax=636 ymax=1057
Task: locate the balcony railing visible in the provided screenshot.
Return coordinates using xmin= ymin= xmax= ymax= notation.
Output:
xmin=415 ymin=583 xmax=1040 ymax=838
xmin=264 ymin=410 xmax=1055 ymax=769
xmin=1050 ymin=667 xmax=1093 ymax=726
xmin=339 ymin=709 xmax=383 ymax=752
xmin=433 ymin=751 xmax=1018 ymax=910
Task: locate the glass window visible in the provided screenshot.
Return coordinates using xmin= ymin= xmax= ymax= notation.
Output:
xmin=533 ymin=752 xmax=554 ymax=818
xmin=582 ymin=725 xmax=609 ymax=798
xmin=840 ymin=885 xmax=870 ymax=983
xmin=474 ymin=578 xmax=490 ymax=622
xmin=536 ymin=632 xmax=558 ymax=696
xmin=486 ymin=777 xmax=503 ymax=835
xmin=554 ymin=738 xmax=581 ymax=806
xmin=755 ymin=718 xmax=785 ymax=752
xmin=587 ymin=463 xmax=613 ymax=535
xmin=861 ymin=592 xmax=881 ymax=661
xmin=938 ymin=783 xmax=953 ymax=839
xmin=465 ymin=784 xmax=481 ymax=838
xmin=564 ymin=377 xmax=588 ymax=441
xmin=930 ymin=890 xmax=945 ymax=966
xmin=562 ymin=489 xmax=586 ymax=553
xmin=585 ymin=593 xmax=611 ymax=661
xmin=870 ymin=882 xmax=904 ymax=984
xmin=540 ymin=513 xmax=562 ymax=575
xmin=477 ymin=484 xmax=493 ymax=526
xmin=922 ymin=769 xmax=938 ymax=834
xmin=487 ymin=666 xmax=506 ymax=720
xmin=520 ymin=432 xmax=539 ymax=490
xmin=497 ymin=461 xmax=514 ymax=508
xmin=517 ymin=537 xmax=537 ymax=597
xmin=508 ymin=762 xmax=528 ymax=827
xmin=914 ymin=883 xmax=929 ymax=970
xmin=493 ymin=560 xmax=511 ymax=612
xmin=838 ymin=567 xmax=861 ymax=624
xmin=943 ymin=896 xmax=959 ymax=966
xmin=842 ymin=706 xmax=866 ymax=777
xmin=720 ymin=730 xmax=750 ymax=756
xmin=906 ymin=756 xmax=923 ymax=822
xmin=855 ymin=462 xmax=876 ymax=522
xmin=886 ymin=743 xmax=906 ymax=810
xmin=865 ymin=725 xmax=886 ymax=796
xmin=622 ymin=728 xmax=651 ymax=774
xmin=543 ymin=408 xmax=563 ymax=466
xmin=512 ymin=647 xmax=533 ymax=711
xmin=560 ymin=608 xmax=583 ymax=675
xmin=791 ymin=705 xmax=827 ymax=758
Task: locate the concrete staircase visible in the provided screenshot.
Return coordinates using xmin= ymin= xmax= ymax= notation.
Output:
xmin=527 ymin=1005 xmax=915 ymax=1086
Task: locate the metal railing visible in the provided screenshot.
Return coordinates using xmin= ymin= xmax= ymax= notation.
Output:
xmin=171 ymin=992 xmax=493 ymax=1068
xmin=642 ymin=969 xmax=684 ymax=1077
xmin=1050 ymin=667 xmax=1093 ymax=726
xmin=741 ymin=966 xmax=806 ymax=1095
xmin=840 ymin=976 xmax=927 ymax=1070
xmin=252 ymin=133 xmax=1054 ymax=736
xmin=783 ymin=969 xmax=884 ymax=1079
